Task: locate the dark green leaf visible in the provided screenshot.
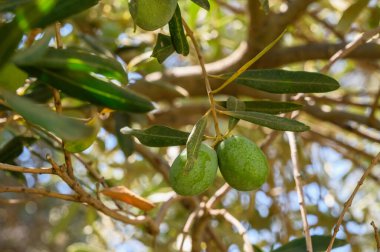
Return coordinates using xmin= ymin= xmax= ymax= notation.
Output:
xmin=1 ymin=89 xmax=93 ymax=141
xmin=0 ymin=21 xmax=24 ymax=69
xmin=115 ymin=112 xmax=134 ymax=157
xmin=169 ymin=5 xmax=189 ymax=56
xmin=0 ymin=137 xmax=25 ymax=163
xmin=191 ymin=0 xmax=210 ymax=11
xmin=220 ymin=110 xmax=309 ymax=132
xmin=16 ymin=0 xmax=99 ymax=29
xmin=271 ymin=235 xmax=347 ymax=252
xmin=121 ymin=125 xmax=190 ymax=147
xmin=29 ymin=69 xmax=154 ymax=113
xmin=253 ymin=245 xmax=264 ymax=252
xmin=218 ymin=100 xmax=303 ymax=114
xmin=15 ymin=47 xmax=128 ymax=83
xmin=0 ymin=64 xmax=28 ymax=91
xmin=184 ymin=114 xmax=208 ymax=171
xmin=221 ymin=69 xmax=340 ymax=94
xmin=152 ymin=33 xmax=175 ymax=63
xmin=337 ymin=0 xmax=370 ymax=33
xmin=226 ymin=96 xmax=245 ymax=130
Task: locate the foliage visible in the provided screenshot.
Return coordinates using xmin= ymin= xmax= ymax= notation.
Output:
xmin=1 ymin=0 xmax=380 ymax=251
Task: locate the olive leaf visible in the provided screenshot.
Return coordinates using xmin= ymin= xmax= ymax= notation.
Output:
xmin=121 ymin=125 xmax=190 ymax=147
xmin=184 ymin=114 xmax=208 ymax=172
xmin=220 ymin=69 xmax=340 ymax=94
xmin=220 ymin=110 xmax=309 ymax=132
xmin=271 ymin=235 xmax=347 ymax=252
xmin=1 ymin=89 xmax=93 ymax=141
xmin=191 ymin=0 xmax=210 ymax=11
xmin=218 ymin=100 xmax=303 ymax=114
xmin=169 ymin=5 xmax=189 ymax=56
xmin=152 ymin=33 xmax=175 ymax=63
xmin=226 ymin=96 xmax=245 ymax=131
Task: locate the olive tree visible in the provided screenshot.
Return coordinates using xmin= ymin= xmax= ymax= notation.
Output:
xmin=1 ymin=0 xmax=380 ymax=251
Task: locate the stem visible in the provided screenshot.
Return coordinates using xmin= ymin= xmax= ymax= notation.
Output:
xmin=54 ymin=22 xmax=74 ymax=179
xmin=286 ymin=131 xmax=313 ymax=252
xmin=182 ymin=19 xmax=221 ymax=137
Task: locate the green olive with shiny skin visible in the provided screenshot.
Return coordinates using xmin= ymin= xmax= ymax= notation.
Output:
xmin=169 ymin=143 xmax=218 ymax=196
xmin=217 ymin=136 xmax=269 ymax=191
xmin=128 ymin=0 xmax=177 ymax=31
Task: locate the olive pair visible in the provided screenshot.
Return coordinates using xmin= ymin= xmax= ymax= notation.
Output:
xmin=169 ymin=136 xmax=269 ymax=196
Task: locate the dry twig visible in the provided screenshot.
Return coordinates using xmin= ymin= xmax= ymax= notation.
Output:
xmin=321 ymin=26 xmax=380 ymax=73
xmin=286 ymin=132 xmax=313 ymax=252
xmin=371 ymin=221 xmax=380 ymax=252
xmin=327 ymin=152 xmax=380 ymax=251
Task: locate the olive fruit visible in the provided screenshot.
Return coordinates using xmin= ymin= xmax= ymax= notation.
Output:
xmin=128 ymin=0 xmax=178 ymax=31
xmin=169 ymin=143 xmax=218 ymax=196
xmin=217 ymin=136 xmax=269 ymax=191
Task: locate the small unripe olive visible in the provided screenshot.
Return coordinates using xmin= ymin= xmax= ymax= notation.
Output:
xmin=217 ymin=136 xmax=269 ymax=191
xmin=169 ymin=143 xmax=218 ymax=196
xmin=128 ymin=0 xmax=178 ymax=31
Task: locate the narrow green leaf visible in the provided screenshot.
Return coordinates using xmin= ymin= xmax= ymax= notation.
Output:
xmin=115 ymin=112 xmax=135 ymax=157
xmin=271 ymin=235 xmax=347 ymax=252
xmin=29 ymin=69 xmax=154 ymax=113
xmin=15 ymin=47 xmax=128 ymax=83
xmin=184 ymin=114 xmax=208 ymax=171
xmin=169 ymin=5 xmax=189 ymax=56
xmin=337 ymin=0 xmax=370 ymax=33
xmin=16 ymin=0 xmax=99 ymax=29
xmin=191 ymin=0 xmax=210 ymax=11
xmin=0 ymin=21 xmax=24 ymax=69
xmin=121 ymin=125 xmax=190 ymax=147
xmin=0 ymin=64 xmax=28 ymax=91
xmin=1 ymin=90 xmax=93 ymax=141
xmin=221 ymin=69 xmax=340 ymax=94
xmin=220 ymin=110 xmax=309 ymax=132
xmin=152 ymin=33 xmax=175 ymax=63
xmin=218 ymin=100 xmax=303 ymax=114
xmin=226 ymin=96 xmax=245 ymax=131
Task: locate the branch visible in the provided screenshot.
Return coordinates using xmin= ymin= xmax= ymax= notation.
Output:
xmin=286 ymin=132 xmax=313 ymax=252
xmin=371 ymin=221 xmax=380 ymax=252
xmin=321 ymin=26 xmax=380 ymax=73
xmin=327 ymin=152 xmax=380 ymax=251
xmin=0 ymin=186 xmax=80 ymax=202
xmin=0 ymin=163 xmax=54 ymax=174
xmin=209 ymin=209 xmax=253 ymax=252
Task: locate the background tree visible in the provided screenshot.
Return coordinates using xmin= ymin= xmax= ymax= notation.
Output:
xmin=1 ymin=0 xmax=380 ymax=251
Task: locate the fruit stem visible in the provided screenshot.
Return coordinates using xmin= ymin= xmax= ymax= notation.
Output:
xmin=182 ymin=19 xmax=222 ymax=138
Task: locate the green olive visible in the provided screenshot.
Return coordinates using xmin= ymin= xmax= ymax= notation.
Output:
xmin=169 ymin=143 xmax=218 ymax=196
xmin=217 ymin=136 xmax=269 ymax=191
xmin=129 ymin=0 xmax=178 ymax=31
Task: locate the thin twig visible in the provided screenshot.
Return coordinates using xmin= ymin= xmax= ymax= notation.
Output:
xmin=179 ymin=209 xmax=200 ymax=252
xmin=369 ymin=85 xmax=380 ymax=126
xmin=182 ymin=19 xmax=222 ymax=137
xmin=0 ymin=163 xmax=54 ymax=174
xmin=53 ymin=22 xmax=75 ymax=179
xmin=371 ymin=221 xmax=380 ymax=252
xmin=209 ymin=209 xmax=253 ymax=252
xmin=326 ymin=152 xmax=380 ymax=251
xmin=45 ymin=155 xmax=158 ymax=229
xmin=206 ymin=183 xmax=230 ymax=209
xmin=286 ymin=132 xmax=313 ymax=252
xmin=321 ymin=26 xmax=380 ymax=73
xmin=0 ymin=186 xmax=80 ymax=202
